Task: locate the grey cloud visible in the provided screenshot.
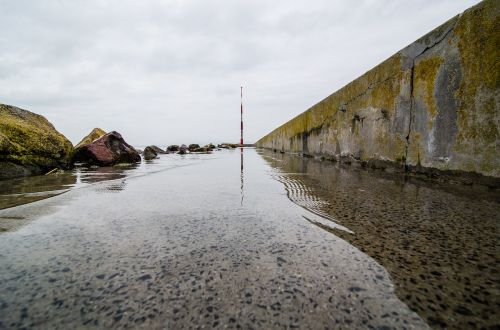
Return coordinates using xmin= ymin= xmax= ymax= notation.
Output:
xmin=0 ymin=0 xmax=480 ymax=145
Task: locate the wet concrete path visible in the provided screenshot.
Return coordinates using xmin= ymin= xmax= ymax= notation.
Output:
xmin=0 ymin=149 xmax=427 ymax=329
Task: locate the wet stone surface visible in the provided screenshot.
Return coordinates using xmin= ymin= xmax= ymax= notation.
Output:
xmin=261 ymin=150 xmax=500 ymax=329
xmin=0 ymin=149 xmax=427 ymax=329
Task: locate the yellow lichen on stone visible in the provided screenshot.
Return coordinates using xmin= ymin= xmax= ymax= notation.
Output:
xmin=0 ymin=104 xmax=73 ymax=177
xmin=257 ymin=53 xmax=405 ymax=161
xmin=75 ymin=128 xmax=107 ymax=148
xmin=366 ymin=55 xmax=403 ymax=113
xmin=414 ymin=56 xmax=444 ymax=128
xmin=452 ymin=0 xmax=499 ymax=175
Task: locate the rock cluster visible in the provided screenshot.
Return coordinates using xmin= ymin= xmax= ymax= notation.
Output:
xmin=0 ymin=103 xmax=231 ymax=180
xmin=142 ymin=144 xmax=217 ymax=156
xmin=192 ymin=145 xmax=212 ymax=153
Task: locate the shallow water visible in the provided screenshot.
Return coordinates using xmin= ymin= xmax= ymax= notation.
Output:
xmin=0 ymin=149 xmax=428 ymax=329
xmin=0 ymin=148 xmax=496 ymax=329
xmin=261 ymin=150 xmax=500 ymax=329
xmin=0 ymin=154 xmax=194 ymax=211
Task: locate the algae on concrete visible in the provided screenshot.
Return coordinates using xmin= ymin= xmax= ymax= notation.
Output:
xmin=257 ymin=0 xmax=499 ymax=181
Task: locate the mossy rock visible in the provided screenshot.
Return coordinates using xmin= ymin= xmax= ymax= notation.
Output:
xmin=143 ymin=146 xmax=158 ymax=160
xmin=0 ymin=104 xmax=73 ymax=179
xmin=75 ymin=128 xmax=106 ymax=148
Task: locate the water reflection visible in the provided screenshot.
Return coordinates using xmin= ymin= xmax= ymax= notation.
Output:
xmin=259 ymin=149 xmax=500 ymax=329
xmin=240 ymin=148 xmax=244 ymax=205
xmin=95 ymin=179 xmax=128 ymax=193
xmin=77 ymin=164 xmax=137 ymax=183
xmin=0 ymin=172 xmax=77 ymax=210
xmin=0 ymin=154 xmax=208 ymax=232
xmin=272 ymin=173 xmax=353 ymax=234
xmin=0 ymin=163 xmax=141 ymax=210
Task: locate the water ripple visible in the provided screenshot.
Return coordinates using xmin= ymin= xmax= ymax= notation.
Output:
xmin=272 ymin=174 xmax=354 ymax=234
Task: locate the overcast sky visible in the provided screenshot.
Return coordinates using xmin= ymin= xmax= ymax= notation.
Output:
xmin=1 ymin=0 xmax=480 ymax=146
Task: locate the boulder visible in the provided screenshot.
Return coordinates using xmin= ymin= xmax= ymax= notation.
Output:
xmin=188 ymin=144 xmax=200 ymax=151
xmin=75 ymin=128 xmax=106 ymax=148
xmin=178 ymin=144 xmax=188 ymax=154
xmin=0 ymin=104 xmax=73 ymax=179
xmin=149 ymin=145 xmax=166 ymax=154
xmin=72 ymin=131 xmax=141 ymax=166
xmin=167 ymin=145 xmax=180 ymax=152
xmin=143 ymin=146 xmax=158 ymax=160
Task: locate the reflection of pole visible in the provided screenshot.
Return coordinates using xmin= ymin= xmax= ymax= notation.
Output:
xmin=239 ymin=86 xmax=244 ymax=205
xmin=240 ymin=86 xmax=243 ymax=145
xmin=240 ymin=147 xmax=244 ymax=205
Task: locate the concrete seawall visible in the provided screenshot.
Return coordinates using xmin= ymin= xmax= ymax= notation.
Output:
xmin=257 ymin=0 xmax=499 ymax=186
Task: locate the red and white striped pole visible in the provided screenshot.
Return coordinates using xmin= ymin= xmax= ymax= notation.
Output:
xmin=240 ymin=86 xmax=244 ymax=145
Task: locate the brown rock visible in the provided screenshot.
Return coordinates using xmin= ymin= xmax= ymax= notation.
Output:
xmin=72 ymin=131 xmax=141 ymax=166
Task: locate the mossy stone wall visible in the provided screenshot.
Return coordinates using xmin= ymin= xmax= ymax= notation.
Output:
xmin=257 ymin=0 xmax=499 ymax=179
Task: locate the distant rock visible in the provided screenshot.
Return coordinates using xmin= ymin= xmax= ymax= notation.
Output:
xmin=75 ymin=128 xmax=106 ymax=148
xmin=167 ymin=145 xmax=180 ymax=152
xmin=72 ymin=131 xmax=141 ymax=166
xmin=218 ymin=143 xmax=239 ymax=149
xmin=149 ymin=145 xmax=166 ymax=154
xmin=192 ymin=147 xmax=211 ymax=154
xmin=0 ymin=104 xmax=73 ymax=179
xmin=188 ymin=144 xmax=200 ymax=151
xmin=178 ymin=144 xmax=188 ymax=154
xmin=143 ymin=146 xmax=158 ymax=160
